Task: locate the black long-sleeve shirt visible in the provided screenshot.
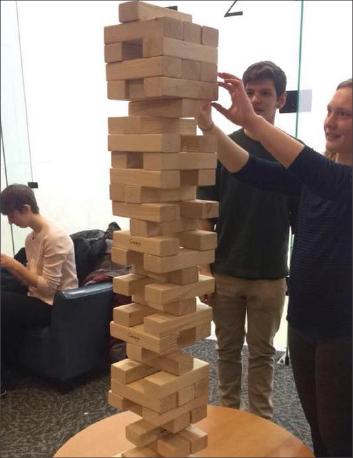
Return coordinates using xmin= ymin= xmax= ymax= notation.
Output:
xmin=235 ymin=145 xmax=352 ymax=338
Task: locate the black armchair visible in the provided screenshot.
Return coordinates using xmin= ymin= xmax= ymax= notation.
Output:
xmin=17 ymin=282 xmax=113 ymax=383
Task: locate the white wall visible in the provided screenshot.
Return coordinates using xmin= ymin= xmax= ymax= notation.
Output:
xmin=1 ymin=1 xmax=352 ymax=255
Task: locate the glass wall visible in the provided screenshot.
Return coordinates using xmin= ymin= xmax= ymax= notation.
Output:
xmin=1 ymin=1 xmax=352 ymax=257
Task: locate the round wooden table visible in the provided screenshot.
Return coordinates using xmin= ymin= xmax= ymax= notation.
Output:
xmin=55 ymin=405 xmax=313 ymax=457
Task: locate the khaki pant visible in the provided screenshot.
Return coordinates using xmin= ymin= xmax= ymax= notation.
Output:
xmin=209 ymin=274 xmax=286 ymax=419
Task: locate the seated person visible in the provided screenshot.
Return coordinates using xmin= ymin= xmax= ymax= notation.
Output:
xmin=0 ymin=184 xmax=78 ymax=395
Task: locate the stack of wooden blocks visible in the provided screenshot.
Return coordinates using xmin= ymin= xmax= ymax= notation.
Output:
xmin=105 ymin=2 xmax=219 ymax=456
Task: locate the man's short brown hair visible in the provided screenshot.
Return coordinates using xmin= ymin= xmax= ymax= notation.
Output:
xmin=0 ymin=184 xmax=39 ymax=215
xmin=243 ymin=61 xmax=287 ymax=97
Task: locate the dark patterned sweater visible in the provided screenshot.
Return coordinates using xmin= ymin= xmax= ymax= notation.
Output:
xmin=234 ymin=146 xmax=352 ymax=338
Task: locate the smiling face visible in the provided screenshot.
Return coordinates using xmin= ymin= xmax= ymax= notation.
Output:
xmin=324 ymin=86 xmax=352 ymax=158
xmin=245 ymin=79 xmax=286 ymax=125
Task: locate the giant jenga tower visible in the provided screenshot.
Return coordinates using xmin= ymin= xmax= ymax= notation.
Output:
xmin=105 ymin=2 xmax=219 ymax=456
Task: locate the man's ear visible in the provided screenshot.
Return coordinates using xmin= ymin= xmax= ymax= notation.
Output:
xmin=277 ymin=92 xmax=287 ymax=110
xmin=20 ymin=204 xmax=32 ymax=215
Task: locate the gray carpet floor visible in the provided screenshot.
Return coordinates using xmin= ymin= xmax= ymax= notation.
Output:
xmin=0 ymin=339 xmax=313 ymax=458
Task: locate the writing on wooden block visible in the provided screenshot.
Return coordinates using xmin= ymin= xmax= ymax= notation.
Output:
xmin=113 ymin=303 xmax=155 ymax=327
xmin=110 ymin=322 xmax=178 ymax=354
xmin=108 ymin=117 xmax=196 ymax=135
xmin=129 ymin=98 xmax=203 ymax=118
xmin=110 ymin=169 xmax=180 ymax=189
xmin=180 ymin=169 xmax=216 ymax=186
xmin=144 ymin=278 xmax=214 ymax=306
xmin=108 ymin=133 xmax=181 ymax=152
xmin=130 ymin=218 xmax=198 ymax=237
xmin=125 ymin=418 xmax=164 ymax=448
xmin=180 ymin=199 xmax=219 ymax=219
xmin=114 ymin=231 xmax=180 ymax=257
xmin=119 ymin=1 xmax=192 ymax=24
xmin=178 ymin=230 xmax=218 ymax=251
xmin=113 ymin=202 xmax=180 ymax=222
xmin=105 ymin=17 xmax=183 ymax=45
xmin=111 ymin=358 xmax=158 ymax=384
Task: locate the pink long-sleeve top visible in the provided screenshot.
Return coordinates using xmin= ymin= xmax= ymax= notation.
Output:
xmin=25 ymin=223 xmax=78 ymax=305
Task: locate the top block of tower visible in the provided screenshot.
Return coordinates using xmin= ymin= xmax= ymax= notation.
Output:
xmin=119 ymin=1 xmax=192 ymax=24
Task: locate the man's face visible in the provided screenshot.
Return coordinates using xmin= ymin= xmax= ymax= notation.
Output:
xmin=7 ymin=206 xmax=31 ymax=228
xmin=245 ymin=79 xmax=286 ymax=125
xmin=324 ymin=87 xmax=352 ymax=157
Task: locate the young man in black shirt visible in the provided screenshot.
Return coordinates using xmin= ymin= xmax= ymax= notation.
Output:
xmin=198 ymin=61 xmax=296 ymax=419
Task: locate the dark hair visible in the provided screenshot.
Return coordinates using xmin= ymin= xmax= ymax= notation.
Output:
xmin=0 ymin=184 xmax=39 ymax=215
xmin=242 ymin=61 xmax=287 ymax=97
xmin=337 ymin=78 xmax=352 ymax=90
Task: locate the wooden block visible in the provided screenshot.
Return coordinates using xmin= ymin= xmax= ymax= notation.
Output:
xmin=114 ymin=231 xmax=179 ymax=257
xmin=111 ymin=247 xmax=143 ymax=266
xmin=143 ymin=248 xmax=215 ymax=274
xmin=113 ymin=202 xmax=180 ymax=222
xmin=111 ymin=378 xmax=178 ymax=413
xmin=130 ymin=218 xmax=198 ymax=237
xmin=126 ymin=418 xmax=164 ymax=448
xmin=110 ymin=183 xmax=126 ymax=201
xmin=119 ymin=1 xmax=192 ymax=24
xmin=108 ymin=390 xmax=142 ymax=415
xmin=142 ymin=393 xmax=208 ymax=426
xmin=144 ymin=278 xmax=215 ymax=306
xmin=106 ymin=56 xmax=183 ymax=81
xmin=180 ymin=200 xmax=219 ymax=219
xmin=180 ymin=135 xmax=217 ymax=153
xmin=104 ymin=41 xmax=142 ymax=63
xmin=143 ymin=304 xmax=213 ymax=337
xmin=163 ymin=413 xmax=191 ymax=434
xmin=178 ymin=385 xmax=195 ymax=406
xmin=156 ymin=433 xmax=190 ymax=458
xmin=190 ymin=405 xmax=207 ymax=423
xmin=200 ymin=62 xmax=217 ymax=82
xmin=144 ymin=351 xmax=193 ymax=376
xmin=201 ymin=26 xmax=219 ymax=46
xmin=133 ymin=295 xmax=197 ymax=316
xmin=142 ymin=359 xmax=209 ymax=398
xmin=144 ymin=76 xmax=218 ymax=101
xmin=167 ymin=266 xmax=199 ymax=285
xmin=193 ymin=378 xmax=208 ymax=398
xmin=113 ymin=274 xmax=153 ymax=296
xmin=143 ymin=153 xmax=216 ymax=171
xmin=110 ymin=169 xmax=180 ymax=189
xmin=111 ymin=153 xmax=143 ymax=169
xmin=179 ymin=230 xmax=217 ymax=251
xmin=121 ymin=445 xmax=160 ymax=457
xmin=129 ymin=98 xmax=203 ymax=118
xmin=183 ymin=22 xmax=201 ymax=43
xmin=108 ymin=80 xmax=128 ymax=100
xmin=110 ymin=322 xmax=178 ymax=354
xmin=113 ymin=302 xmax=155 ymax=326
xmin=104 ymin=17 xmax=183 ymax=44
xmin=143 ymin=37 xmax=217 ymax=64
xmin=108 ymin=133 xmax=181 ymax=153
xmin=181 ymin=59 xmax=201 ymax=81
xmin=111 ymin=359 xmax=158 ymax=384
xmin=108 ymin=117 xmax=196 ymax=135
xmin=180 ymin=169 xmax=216 ymax=186
xmin=126 ymin=343 xmax=159 ymax=363
xmin=177 ymin=322 xmax=211 ymax=347
xmin=178 ymin=425 xmax=208 ymax=453
xmin=120 ymin=186 xmax=196 ymax=204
